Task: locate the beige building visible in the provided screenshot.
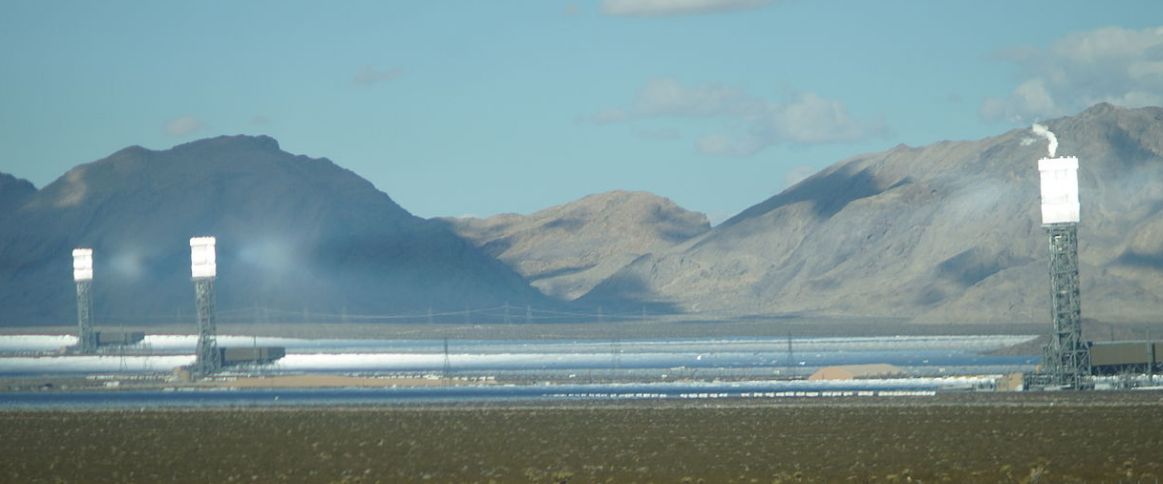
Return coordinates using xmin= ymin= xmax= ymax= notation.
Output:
xmin=996 ymin=372 xmax=1024 ymax=392
xmin=808 ymin=363 xmax=904 ymax=381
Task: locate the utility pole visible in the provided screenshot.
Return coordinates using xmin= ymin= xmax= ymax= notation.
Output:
xmin=442 ymin=337 xmax=452 ymax=381
xmin=611 ymin=338 xmax=621 ymax=378
xmin=787 ymin=333 xmax=795 ymax=379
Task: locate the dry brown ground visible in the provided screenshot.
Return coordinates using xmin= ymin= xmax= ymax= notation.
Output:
xmin=2 ymin=393 xmax=1162 ymax=484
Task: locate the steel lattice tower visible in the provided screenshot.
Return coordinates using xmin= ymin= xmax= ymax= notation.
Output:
xmin=193 ymin=277 xmax=220 ymax=375
xmin=1044 ymin=224 xmax=1089 ymax=388
xmin=75 ymin=280 xmax=96 ymax=354
xmin=1036 ymin=152 xmax=1090 ymax=390
xmin=442 ymin=337 xmax=452 ymax=380
xmin=72 ymin=248 xmax=96 ymax=354
xmin=190 ymin=237 xmax=221 ymax=376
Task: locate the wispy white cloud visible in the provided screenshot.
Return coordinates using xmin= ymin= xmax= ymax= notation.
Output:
xmin=601 ymin=0 xmax=782 ymax=17
xmin=586 ymin=107 xmax=632 ymax=124
xmin=697 ymin=134 xmax=763 ymax=156
xmin=634 ymin=78 xmax=751 ymax=117
xmin=750 ymin=91 xmax=890 ymax=145
xmin=981 ymin=26 xmax=1163 ymax=123
xmin=590 ymin=78 xmax=890 ymax=155
xmin=564 ymin=3 xmax=585 ymax=16
xmin=632 ymin=127 xmax=683 ymax=140
xmin=163 ymin=115 xmax=205 ymax=137
xmin=353 ymin=65 xmax=404 ymax=85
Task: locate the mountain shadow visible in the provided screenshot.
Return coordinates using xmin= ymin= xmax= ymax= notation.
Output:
xmin=0 ymin=136 xmax=558 ymax=326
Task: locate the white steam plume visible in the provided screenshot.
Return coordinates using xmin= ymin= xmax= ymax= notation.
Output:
xmin=1031 ymin=123 xmax=1058 ymax=157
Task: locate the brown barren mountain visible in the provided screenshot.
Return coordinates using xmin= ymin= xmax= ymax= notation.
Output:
xmin=6 ymin=103 xmax=1163 ymax=328
xmin=439 ymin=191 xmax=710 ymax=301
xmin=0 ymin=136 xmax=555 ymax=326
xmin=581 ymin=103 xmax=1163 ymax=324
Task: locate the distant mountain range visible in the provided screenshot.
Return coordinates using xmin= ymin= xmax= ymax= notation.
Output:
xmin=0 ymin=136 xmax=552 ymax=326
xmin=437 ymin=191 xmax=709 ymax=302
xmin=3 ymin=103 xmax=1162 ymax=327
xmin=580 ymin=103 xmax=1163 ymax=324
xmin=0 ymin=173 xmax=35 ymax=216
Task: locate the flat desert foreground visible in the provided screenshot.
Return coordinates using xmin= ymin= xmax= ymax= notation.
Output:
xmin=2 ymin=393 xmax=1162 ymax=483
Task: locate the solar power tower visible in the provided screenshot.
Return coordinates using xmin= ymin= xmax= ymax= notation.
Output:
xmin=190 ymin=236 xmax=221 ymax=376
xmin=1038 ymin=155 xmax=1090 ymax=389
xmin=72 ymin=248 xmax=97 ymax=354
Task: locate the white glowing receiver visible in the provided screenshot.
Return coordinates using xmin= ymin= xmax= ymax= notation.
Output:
xmin=72 ymin=248 xmax=93 ymax=282
xmin=190 ymin=236 xmax=217 ymax=279
xmin=1038 ymin=156 xmax=1079 ymax=225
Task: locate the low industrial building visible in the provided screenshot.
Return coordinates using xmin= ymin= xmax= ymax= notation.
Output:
xmin=219 ymin=346 xmax=286 ymax=366
xmin=1090 ymin=341 xmax=1161 ymax=375
xmin=808 ymin=363 xmax=904 ymax=381
xmin=95 ymin=331 xmax=145 ymax=346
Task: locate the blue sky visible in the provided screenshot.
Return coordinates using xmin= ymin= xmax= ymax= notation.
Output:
xmin=2 ymin=1 xmax=1161 ymax=223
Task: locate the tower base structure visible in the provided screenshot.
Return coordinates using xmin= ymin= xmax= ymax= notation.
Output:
xmin=75 ymin=281 xmax=96 ymax=354
xmin=193 ymin=277 xmax=221 ymax=376
xmin=1042 ymin=223 xmax=1091 ymax=389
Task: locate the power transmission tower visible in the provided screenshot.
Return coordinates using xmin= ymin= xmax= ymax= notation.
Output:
xmin=611 ymin=338 xmax=621 ymax=378
xmin=442 ymin=337 xmax=452 ymax=381
xmin=786 ymin=333 xmax=795 ymax=379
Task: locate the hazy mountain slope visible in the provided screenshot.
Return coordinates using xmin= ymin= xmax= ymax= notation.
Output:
xmin=438 ymin=191 xmax=710 ymax=301
xmin=0 ymin=172 xmax=36 ymax=216
xmin=0 ymin=135 xmax=553 ymax=326
xmin=582 ymin=104 xmax=1163 ymax=324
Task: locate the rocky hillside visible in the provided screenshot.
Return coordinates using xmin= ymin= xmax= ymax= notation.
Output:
xmin=0 ymin=172 xmax=36 ymax=216
xmin=582 ymin=104 xmax=1163 ymax=324
xmin=438 ymin=191 xmax=709 ymax=301
xmin=0 ymin=136 xmax=554 ymax=326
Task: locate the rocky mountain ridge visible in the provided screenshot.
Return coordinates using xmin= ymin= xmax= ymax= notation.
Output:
xmin=580 ymin=103 xmax=1163 ymax=324
xmin=0 ymin=135 xmax=553 ymax=326
xmin=5 ymin=103 xmax=1163 ymax=327
xmin=438 ymin=190 xmax=710 ymax=301
xmin=0 ymin=172 xmax=36 ymax=217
